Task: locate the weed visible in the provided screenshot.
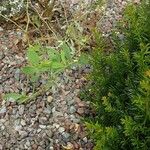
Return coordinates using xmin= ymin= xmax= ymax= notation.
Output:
xmin=4 ymin=42 xmax=88 ymax=103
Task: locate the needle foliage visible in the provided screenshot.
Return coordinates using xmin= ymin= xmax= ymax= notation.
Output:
xmin=81 ymin=1 xmax=150 ymax=149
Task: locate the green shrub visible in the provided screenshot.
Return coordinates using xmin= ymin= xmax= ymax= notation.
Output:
xmin=81 ymin=1 xmax=150 ymax=149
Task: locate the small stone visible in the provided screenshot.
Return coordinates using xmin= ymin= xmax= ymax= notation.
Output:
xmin=45 ymin=130 xmax=53 ymax=137
xmin=75 ymin=98 xmax=85 ymax=107
xmin=49 ymin=147 xmax=54 ymax=150
xmin=12 ymin=108 xmax=17 ymax=115
xmin=53 ymin=123 xmax=60 ymax=129
xmin=25 ymin=140 xmax=31 ymax=147
xmin=14 ymin=68 xmax=20 ymax=80
xmin=39 ymin=117 xmax=47 ymax=124
xmin=64 ymin=91 xmax=70 ymax=96
xmin=0 ymin=144 xmax=3 ymax=150
xmin=69 ymin=106 xmax=76 ymax=114
xmin=39 ymin=125 xmax=46 ymax=129
xmin=62 ymin=132 xmax=70 ymax=139
xmin=36 ymin=108 xmax=43 ymax=115
xmin=32 ymin=144 xmax=38 ymax=150
xmin=58 ymin=127 xmax=65 ymax=133
xmin=0 ymin=106 xmax=6 ymax=114
xmin=0 ymin=119 xmax=5 ymax=123
xmin=43 ymin=107 xmax=51 ymax=114
xmin=0 ymin=27 xmax=3 ymax=31
xmin=37 ymin=101 xmax=45 ymax=108
xmin=67 ymin=99 xmax=74 ymax=106
xmin=14 ymin=119 xmax=20 ymax=126
xmin=31 ymin=104 xmax=36 ymax=111
xmin=52 ymin=107 xmax=55 ymax=113
xmin=0 ymin=122 xmax=3 ymax=127
xmin=8 ymin=97 xmax=15 ymax=102
xmin=71 ymin=118 xmax=80 ymax=123
xmin=20 ymin=119 xmax=26 ymax=126
xmin=83 ymin=137 xmax=88 ymax=143
xmin=53 ymin=111 xmax=63 ymax=117
xmin=1 ymin=125 xmax=5 ymax=130
xmin=77 ymin=108 xmax=84 ymax=115
xmin=19 ymin=131 xmax=28 ymax=138
xmin=27 ymin=127 xmax=33 ymax=132
xmin=14 ymin=125 xmax=22 ymax=131
xmin=47 ymin=96 xmax=53 ymax=103
xmin=37 ymin=128 xmax=42 ymax=133
xmin=18 ymin=105 xmax=24 ymax=115
xmin=73 ymin=142 xmax=80 ymax=149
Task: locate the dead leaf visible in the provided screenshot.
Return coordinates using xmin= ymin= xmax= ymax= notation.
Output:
xmin=62 ymin=142 xmax=74 ymax=150
xmin=74 ymin=123 xmax=80 ymax=132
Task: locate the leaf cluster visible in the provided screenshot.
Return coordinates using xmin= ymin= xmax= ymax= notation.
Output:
xmin=4 ymin=41 xmax=89 ymax=103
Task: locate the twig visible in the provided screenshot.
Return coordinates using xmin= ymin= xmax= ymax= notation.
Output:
xmin=25 ymin=0 xmax=30 ymax=45
xmin=36 ymin=0 xmax=45 ymax=9
xmin=60 ymin=1 xmax=69 ymax=26
xmin=0 ymin=14 xmax=24 ymax=30
xmin=21 ymin=86 xmax=46 ymax=103
xmin=25 ymin=0 xmax=30 ymax=32
xmin=29 ymin=0 xmax=59 ymax=40
xmin=21 ymin=80 xmax=54 ymax=103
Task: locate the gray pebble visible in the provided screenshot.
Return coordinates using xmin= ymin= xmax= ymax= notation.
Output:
xmin=18 ymin=105 xmax=24 ymax=115
xmin=67 ymin=99 xmax=74 ymax=106
xmin=1 ymin=125 xmax=5 ymax=131
xmin=0 ymin=145 xmax=3 ymax=150
xmin=45 ymin=130 xmax=53 ymax=138
xmin=53 ymin=111 xmax=63 ymax=117
xmin=62 ymin=132 xmax=70 ymax=139
xmin=39 ymin=117 xmax=47 ymax=124
xmin=58 ymin=127 xmax=65 ymax=133
xmin=83 ymin=137 xmax=88 ymax=143
xmin=43 ymin=107 xmax=51 ymax=114
xmin=14 ymin=125 xmax=22 ymax=131
xmin=37 ymin=128 xmax=42 ymax=133
xmin=24 ymin=140 xmax=31 ymax=148
xmin=69 ymin=106 xmax=76 ymax=114
xmin=0 ymin=27 xmax=3 ymax=31
xmin=52 ymin=107 xmax=56 ymax=113
xmin=53 ymin=123 xmax=60 ymax=129
xmin=20 ymin=119 xmax=26 ymax=126
xmin=0 ymin=107 xmax=6 ymax=114
xmin=19 ymin=130 xmax=28 ymax=138
xmin=39 ymin=125 xmax=46 ymax=129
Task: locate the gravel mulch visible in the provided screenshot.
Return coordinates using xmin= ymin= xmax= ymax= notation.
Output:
xmin=0 ymin=28 xmax=92 ymax=150
xmin=99 ymin=0 xmax=140 ymax=36
xmin=0 ymin=0 xmax=138 ymax=149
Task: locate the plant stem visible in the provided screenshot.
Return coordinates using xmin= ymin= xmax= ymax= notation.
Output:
xmin=0 ymin=14 xmax=24 ymax=30
xmin=21 ymin=80 xmax=54 ymax=103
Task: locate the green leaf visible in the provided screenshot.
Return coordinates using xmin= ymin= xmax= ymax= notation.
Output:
xmin=30 ymin=74 xmax=40 ymax=83
xmin=29 ymin=44 xmax=41 ymax=52
xmin=40 ymin=61 xmax=51 ymax=67
xmin=27 ymin=46 xmax=40 ymax=65
xmin=38 ymin=61 xmax=52 ymax=72
xmin=61 ymin=50 xmax=66 ymax=64
xmin=61 ymin=43 xmax=71 ymax=60
xmin=79 ymin=53 xmax=90 ymax=65
xmin=47 ymin=48 xmax=61 ymax=62
xmin=51 ymin=62 xmax=65 ymax=69
xmin=22 ymin=66 xmax=37 ymax=75
xmin=4 ymin=93 xmax=23 ymax=101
